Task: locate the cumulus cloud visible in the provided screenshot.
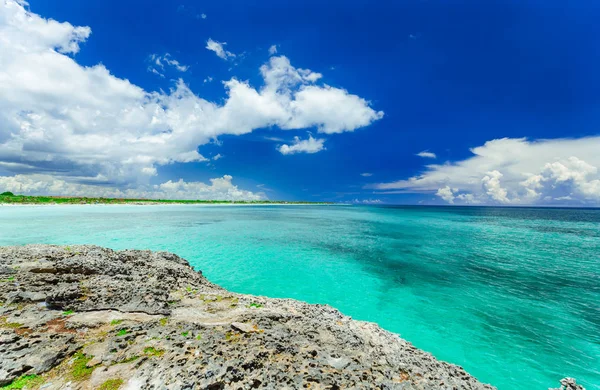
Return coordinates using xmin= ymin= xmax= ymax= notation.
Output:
xmin=0 ymin=1 xmax=382 ymax=197
xmin=416 ymin=151 xmax=436 ymax=159
xmin=481 ymin=170 xmax=509 ymax=203
xmin=277 ymin=135 xmax=325 ymax=155
xmin=268 ymin=45 xmax=278 ymax=55
xmin=371 ymin=137 xmax=600 ymax=205
xmin=435 ymin=186 xmax=456 ymax=204
xmin=0 ymin=174 xmax=263 ymax=201
xmin=205 ymin=38 xmax=236 ymax=60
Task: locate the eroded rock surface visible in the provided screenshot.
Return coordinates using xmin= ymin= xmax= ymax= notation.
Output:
xmin=1 ymin=244 xmax=496 ymax=389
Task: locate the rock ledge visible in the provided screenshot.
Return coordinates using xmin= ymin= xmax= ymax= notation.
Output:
xmin=1 ymin=244 xmax=499 ymax=389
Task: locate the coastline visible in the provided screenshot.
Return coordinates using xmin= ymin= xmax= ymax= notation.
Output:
xmin=0 ymin=202 xmax=341 ymax=207
xmin=1 ymin=244 xmax=496 ymax=389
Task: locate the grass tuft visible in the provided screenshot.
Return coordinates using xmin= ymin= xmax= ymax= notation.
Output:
xmin=70 ymin=352 xmax=95 ymax=380
xmin=98 ymin=379 xmax=124 ymax=390
xmin=0 ymin=318 xmax=24 ymax=329
xmin=116 ymin=355 xmax=139 ymax=364
xmin=143 ymin=347 xmax=165 ymax=357
xmin=0 ymin=374 xmax=44 ymax=389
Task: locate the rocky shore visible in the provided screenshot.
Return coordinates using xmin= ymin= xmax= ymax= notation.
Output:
xmin=0 ymin=245 xmax=579 ymax=389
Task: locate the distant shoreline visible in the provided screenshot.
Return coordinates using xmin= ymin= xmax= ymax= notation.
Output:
xmin=0 ymin=193 xmax=334 ymax=206
xmin=0 ymin=202 xmax=337 ymax=207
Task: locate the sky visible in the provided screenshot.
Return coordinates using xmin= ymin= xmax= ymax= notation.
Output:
xmin=1 ymin=0 xmax=600 ymax=205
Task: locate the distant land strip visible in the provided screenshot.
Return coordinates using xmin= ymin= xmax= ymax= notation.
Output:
xmin=0 ymin=192 xmax=332 ymax=205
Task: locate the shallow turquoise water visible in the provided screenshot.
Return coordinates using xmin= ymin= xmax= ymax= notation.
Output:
xmin=0 ymin=205 xmax=598 ymax=389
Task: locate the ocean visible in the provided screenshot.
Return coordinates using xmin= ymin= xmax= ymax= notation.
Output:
xmin=0 ymin=204 xmax=598 ymax=389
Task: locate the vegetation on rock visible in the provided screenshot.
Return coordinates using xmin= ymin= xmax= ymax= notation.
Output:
xmin=98 ymin=379 xmax=124 ymax=390
xmin=0 ymin=375 xmax=43 ymax=390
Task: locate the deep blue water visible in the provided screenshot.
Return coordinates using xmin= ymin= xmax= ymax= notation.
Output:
xmin=0 ymin=205 xmax=598 ymax=389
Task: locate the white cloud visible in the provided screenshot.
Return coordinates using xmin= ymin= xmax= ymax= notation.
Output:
xmin=203 ymin=76 xmax=213 ymax=83
xmin=141 ymin=167 xmax=157 ymax=176
xmin=416 ymin=151 xmax=436 ymax=159
xmin=0 ymin=0 xmax=91 ymax=55
xmin=0 ymin=1 xmax=382 ymax=196
xmin=148 ymin=53 xmax=189 ymax=73
xmin=277 ymin=135 xmax=325 ymax=155
xmin=372 ymin=137 xmax=600 ymax=205
xmin=206 ymin=38 xmax=236 ymax=60
xmin=284 ymin=84 xmax=383 ymax=134
xmin=0 ymin=174 xmax=263 ymax=201
xmin=456 ymin=193 xmax=479 ymax=204
xmin=148 ymin=67 xmax=164 ymax=78
xmin=435 ymin=186 xmax=456 ymax=204
xmin=200 ymin=13 xmax=207 ymax=19
xmin=268 ymin=45 xmax=278 ymax=55
xmin=555 ymin=195 xmax=572 ymax=201
xmin=352 ymin=198 xmax=382 ymax=204
xmin=481 ymin=170 xmax=509 ymax=203
xmin=360 ymin=173 xmax=373 ymax=177
xmin=212 ymin=153 xmax=223 ymax=161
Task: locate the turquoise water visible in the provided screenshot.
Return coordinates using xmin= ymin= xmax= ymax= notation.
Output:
xmin=0 ymin=205 xmax=598 ymax=389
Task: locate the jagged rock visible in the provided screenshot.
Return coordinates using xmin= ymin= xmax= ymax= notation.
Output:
xmin=0 ymin=244 xmax=501 ymax=389
xmin=549 ymin=377 xmax=586 ymax=390
xmin=231 ymin=322 xmax=257 ymax=333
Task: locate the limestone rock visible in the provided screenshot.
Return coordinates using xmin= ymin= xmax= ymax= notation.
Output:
xmin=549 ymin=377 xmax=586 ymax=390
xmin=0 ymin=244 xmax=504 ymax=389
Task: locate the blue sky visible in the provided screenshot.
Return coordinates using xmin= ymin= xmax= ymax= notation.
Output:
xmin=1 ymin=0 xmax=600 ymax=205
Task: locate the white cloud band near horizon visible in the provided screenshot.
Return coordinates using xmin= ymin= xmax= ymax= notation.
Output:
xmin=371 ymin=137 xmax=600 ymax=205
xmin=0 ymin=174 xmax=265 ymax=201
xmin=0 ymin=0 xmax=383 ymax=198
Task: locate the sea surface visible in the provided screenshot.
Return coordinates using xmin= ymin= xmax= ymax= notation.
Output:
xmin=0 ymin=205 xmax=598 ymax=389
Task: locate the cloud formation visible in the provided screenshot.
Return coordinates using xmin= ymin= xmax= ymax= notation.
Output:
xmin=0 ymin=1 xmax=382 ymax=198
xmin=372 ymin=137 xmax=600 ymax=205
xmin=148 ymin=53 xmax=189 ymax=76
xmin=278 ymin=135 xmax=325 ymax=155
xmin=352 ymin=198 xmax=382 ymax=204
xmin=205 ymin=38 xmax=236 ymax=60
xmin=416 ymin=151 xmax=436 ymax=159
xmin=0 ymin=174 xmax=264 ymax=200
